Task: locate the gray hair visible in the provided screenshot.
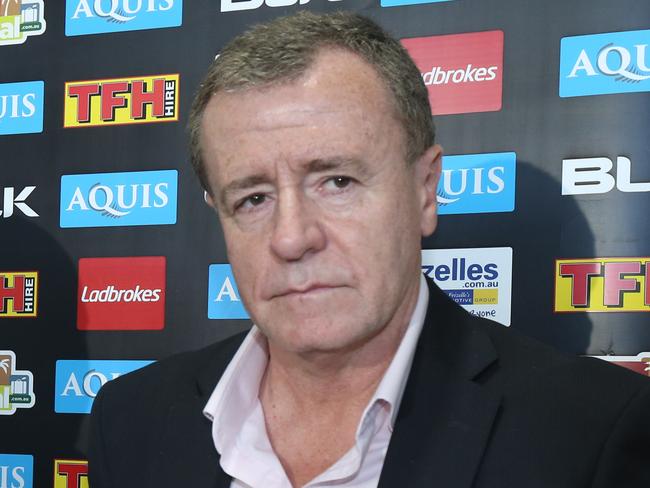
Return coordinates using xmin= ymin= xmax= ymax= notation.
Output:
xmin=188 ymin=10 xmax=435 ymax=194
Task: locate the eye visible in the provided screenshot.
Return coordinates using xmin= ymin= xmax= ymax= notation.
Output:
xmin=326 ymin=176 xmax=353 ymax=189
xmin=236 ymin=193 xmax=267 ymax=210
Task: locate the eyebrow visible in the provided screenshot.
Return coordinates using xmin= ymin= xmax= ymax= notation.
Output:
xmin=219 ymin=156 xmax=370 ymax=208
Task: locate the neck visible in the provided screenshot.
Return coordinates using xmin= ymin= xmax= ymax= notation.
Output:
xmin=260 ymin=274 xmax=422 ymax=411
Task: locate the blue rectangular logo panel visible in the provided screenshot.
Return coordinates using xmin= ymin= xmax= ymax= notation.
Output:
xmin=0 ymin=81 xmax=44 ymax=136
xmin=65 ymin=0 xmax=183 ymax=36
xmin=60 ymin=170 xmax=178 ymax=228
xmin=208 ymin=264 xmax=249 ymax=319
xmin=437 ymin=152 xmax=516 ymax=215
xmin=55 ymin=359 xmax=154 ymax=414
xmin=0 ymin=454 xmax=33 ymax=488
xmin=381 ymin=0 xmax=453 ymax=6
xmin=560 ymin=29 xmax=650 ymax=97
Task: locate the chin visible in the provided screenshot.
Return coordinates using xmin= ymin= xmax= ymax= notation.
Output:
xmin=267 ymin=315 xmax=379 ymax=355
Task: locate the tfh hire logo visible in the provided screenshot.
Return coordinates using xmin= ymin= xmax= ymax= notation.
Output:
xmin=0 ymin=271 xmax=37 ymax=317
xmin=555 ymin=257 xmax=650 ymax=312
xmin=64 ymin=74 xmax=179 ymax=127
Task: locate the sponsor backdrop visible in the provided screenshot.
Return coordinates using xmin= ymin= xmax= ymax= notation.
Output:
xmin=1 ymin=0 xmax=649 ymax=485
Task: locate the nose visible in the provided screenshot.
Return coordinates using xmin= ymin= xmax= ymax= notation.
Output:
xmin=270 ymin=190 xmax=326 ymax=261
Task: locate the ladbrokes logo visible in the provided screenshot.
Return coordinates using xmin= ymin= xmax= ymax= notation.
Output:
xmin=60 ymin=170 xmax=178 ymax=228
xmin=0 ymin=81 xmax=44 ymax=135
xmin=593 ymin=353 xmax=650 ymax=377
xmin=55 ymin=360 xmax=153 ymax=413
xmin=64 ymin=74 xmax=179 ymax=128
xmin=77 ymin=256 xmax=166 ymax=330
xmin=66 ymin=0 xmax=182 ymax=36
xmin=54 ymin=459 xmax=88 ymax=488
xmin=402 ymin=30 xmax=503 ymax=115
xmin=0 ymin=350 xmax=35 ymax=415
xmin=0 ymin=454 xmax=33 ymax=487
xmin=421 ymin=247 xmax=512 ymax=325
xmin=0 ymin=271 xmax=37 ymax=317
xmin=0 ymin=0 xmax=46 ymax=46
xmin=560 ymin=29 xmax=650 ymax=97
xmin=555 ymin=257 xmax=650 ymax=312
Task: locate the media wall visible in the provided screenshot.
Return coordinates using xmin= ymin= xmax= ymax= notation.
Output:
xmin=1 ymin=0 xmax=649 ymax=485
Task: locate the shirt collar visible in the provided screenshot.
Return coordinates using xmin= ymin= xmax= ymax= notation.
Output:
xmin=362 ymin=272 xmax=429 ymax=429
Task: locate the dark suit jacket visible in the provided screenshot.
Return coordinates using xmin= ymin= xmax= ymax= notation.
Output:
xmin=88 ymin=279 xmax=650 ymax=487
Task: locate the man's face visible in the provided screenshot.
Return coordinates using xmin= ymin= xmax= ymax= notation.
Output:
xmin=200 ymin=49 xmax=441 ymax=355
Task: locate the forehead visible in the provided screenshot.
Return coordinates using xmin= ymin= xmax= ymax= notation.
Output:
xmin=199 ymin=48 xmax=404 ymax=185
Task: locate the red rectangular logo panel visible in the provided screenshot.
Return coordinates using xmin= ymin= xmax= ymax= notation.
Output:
xmin=402 ymin=30 xmax=504 ymax=116
xmin=77 ymin=257 xmax=166 ymax=330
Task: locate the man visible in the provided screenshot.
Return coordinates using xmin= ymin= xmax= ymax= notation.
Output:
xmin=88 ymin=11 xmax=650 ymax=488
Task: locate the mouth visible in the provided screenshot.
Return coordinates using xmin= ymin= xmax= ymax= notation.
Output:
xmin=274 ymin=284 xmax=341 ymax=299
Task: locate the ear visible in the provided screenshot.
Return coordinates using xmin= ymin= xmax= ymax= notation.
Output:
xmin=413 ymin=144 xmax=443 ymax=237
xmin=204 ymin=190 xmax=216 ymax=208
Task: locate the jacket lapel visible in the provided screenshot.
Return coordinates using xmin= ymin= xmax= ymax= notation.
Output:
xmin=378 ymin=279 xmax=502 ymax=488
xmin=148 ymin=334 xmax=247 ymax=488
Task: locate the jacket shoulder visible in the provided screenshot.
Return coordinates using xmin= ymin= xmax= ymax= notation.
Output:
xmin=94 ymin=329 xmax=248 ymax=410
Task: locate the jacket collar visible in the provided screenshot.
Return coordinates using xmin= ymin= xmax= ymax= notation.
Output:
xmin=378 ymin=277 xmax=501 ymax=488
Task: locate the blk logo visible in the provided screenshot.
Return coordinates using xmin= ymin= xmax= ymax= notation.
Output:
xmin=0 ymin=454 xmax=33 ymax=488
xmin=53 ymin=459 xmax=88 ymax=488
xmin=402 ymin=30 xmax=503 ymax=115
xmin=0 ymin=81 xmax=44 ymax=135
xmin=0 ymin=0 xmax=46 ymax=46
xmin=381 ymin=0 xmax=453 ymax=7
xmin=560 ymin=29 xmax=650 ymax=97
xmin=77 ymin=256 xmax=166 ymax=330
xmin=60 ymin=170 xmax=178 ymax=228
xmin=0 ymin=350 xmax=36 ymax=416
xmin=208 ymin=264 xmax=249 ymax=319
xmin=0 ymin=271 xmax=38 ymax=317
xmin=220 ymin=0 xmax=341 ymax=13
xmin=64 ymin=74 xmax=179 ymax=127
xmin=555 ymin=258 xmax=650 ymax=312
xmin=65 ymin=0 xmax=182 ymax=36
xmin=0 ymin=186 xmax=38 ymax=218
xmin=437 ymin=152 xmax=516 ymax=215
xmin=55 ymin=360 xmax=153 ymax=413
xmin=562 ymin=156 xmax=649 ymax=195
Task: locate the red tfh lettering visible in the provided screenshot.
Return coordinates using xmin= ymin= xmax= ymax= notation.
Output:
xmin=603 ymin=262 xmax=641 ymax=307
xmin=57 ymin=462 xmax=88 ymax=488
xmin=0 ymin=274 xmax=25 ymax=313
xmin=131 ymin=79 xmax=165 ymax=118
xmin=559 ymin=263 xmax=601 ymax=307
xmin=100 ymin=81 xmax=129 ymax=121
xmin=67 ymin=84 xmax=100 ymax=123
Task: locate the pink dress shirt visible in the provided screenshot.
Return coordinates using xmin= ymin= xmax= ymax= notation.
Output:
xmin=203 ymin=273 xmax=429 ymax=488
